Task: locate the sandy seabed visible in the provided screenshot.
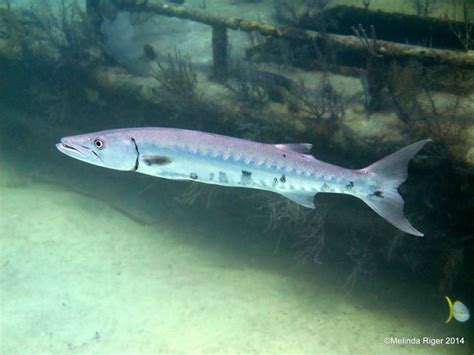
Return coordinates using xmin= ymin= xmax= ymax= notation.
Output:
xmin=0 ymin=157 xmax=468 ymax=355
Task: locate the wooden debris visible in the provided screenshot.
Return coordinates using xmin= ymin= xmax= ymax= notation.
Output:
xmin=112 ymin=0 xmax=474 ymax=69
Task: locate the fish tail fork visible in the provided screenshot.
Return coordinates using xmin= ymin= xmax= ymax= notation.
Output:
xmin=357 ymin=139 xmax=431 ymax=237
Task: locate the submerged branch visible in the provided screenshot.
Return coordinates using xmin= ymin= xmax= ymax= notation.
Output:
xmin=112 ymin=0 xmax=474 ymax=68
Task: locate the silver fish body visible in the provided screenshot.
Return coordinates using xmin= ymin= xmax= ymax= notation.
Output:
xmin=56 ymin=128 xmax=430 ymax=236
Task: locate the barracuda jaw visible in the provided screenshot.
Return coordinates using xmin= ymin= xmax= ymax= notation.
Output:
xmin=56 ymin=142 xmax=86 ymax=158
xmin=56 ymin=138 xmax=102 ymax=165
xmin=56 ymin=133 xmax=137 ymax=171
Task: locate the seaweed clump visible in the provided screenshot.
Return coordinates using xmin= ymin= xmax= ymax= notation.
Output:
xmin=0 ymin=0 xmax=106 ymax=123
xmin=448 ymin=0 xmax=473 ymax=51
xmin=387 ymin=60 xmax=469 ymax=145
xmin=151 ymin=49 xmax=198 ymax=109
xmin=21 ymin=0 xmax=100 ymax=73
xmin=292 ymin=73 xmax=345 ymax=122
xmin=274 ymin=0 xmax=331 ymax=25
xmin=225 ymin=60 xmax=269 ymax=107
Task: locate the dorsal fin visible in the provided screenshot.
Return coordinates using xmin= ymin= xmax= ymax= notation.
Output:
xmin=274 ymin=143 xmax=313 ymax=154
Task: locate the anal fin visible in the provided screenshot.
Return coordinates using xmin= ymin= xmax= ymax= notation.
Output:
xmin=280 ymin=191 xmax=316 ymax=209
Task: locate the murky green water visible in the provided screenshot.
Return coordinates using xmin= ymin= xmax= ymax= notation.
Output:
xmin=1 ymin=0 xmax=473 ymax=354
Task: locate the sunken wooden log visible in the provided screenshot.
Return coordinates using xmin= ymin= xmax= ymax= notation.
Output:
xmin=293 ymin=5 xmax=474 ymax=51
xmin=111 ymin=0 xmax=474 ymax=69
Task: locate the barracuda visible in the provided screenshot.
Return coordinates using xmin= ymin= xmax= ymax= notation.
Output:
xmin=56 ymin=128 xmax=430 ymax=236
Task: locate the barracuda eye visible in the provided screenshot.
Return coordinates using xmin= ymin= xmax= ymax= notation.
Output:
xmin=93 ymin=138 xmax=105 ymax=149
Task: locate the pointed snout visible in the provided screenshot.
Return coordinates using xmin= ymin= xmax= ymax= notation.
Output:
xmin=55 ymin=136 xmax=103 ymax=167
xmin=56 ymin=137 xmax=87 ymax=159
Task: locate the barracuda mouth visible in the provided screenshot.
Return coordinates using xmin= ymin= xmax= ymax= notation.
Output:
xmin=56 ymin=142 xmax=86 ymax=158
xmin=56 ymin=142 xmax=85 ymax=157
xmin=56 ymin=138 xmax=106 ymax=166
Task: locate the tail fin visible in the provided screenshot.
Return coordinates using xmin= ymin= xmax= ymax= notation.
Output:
xmin=358 ymin=139 xmax=431 ymax=237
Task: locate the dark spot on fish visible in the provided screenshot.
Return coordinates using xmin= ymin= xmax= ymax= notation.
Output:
xmin=241 ymin=170 xmax=252 ymax=185
xmin=142 ymin=155 xmax=172 ymax=166
xmin=209 ymin=173 xmax=215 ymax=181
xmin=219 ymin=172 xmax=228 ymax=183
xmin=280 ymin=175 xmax=286 ymax=183
xmin=345 ymin=181 xmax=354 ymax=190
xmin=372 ymin=190 xmax=384 ymax=198
xmin=143 ymin=44 xmax=157 ymax=60
xmin=273 ymin=177 xmax=278 ymax=186
xmin=321 ymin=183 xmax=329 ymax=191
xmin=190 ymin=173 xmax=198 ymax=180
xmin=283 ymin=154 xmax=287 ymax=158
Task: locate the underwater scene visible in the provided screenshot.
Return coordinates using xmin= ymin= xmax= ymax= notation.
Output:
xmin=1 ymin=0 xmax=474 ymax=354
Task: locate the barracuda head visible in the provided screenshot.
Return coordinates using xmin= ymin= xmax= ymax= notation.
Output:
xmin=56 ymin=130 xmax=138 ymax=171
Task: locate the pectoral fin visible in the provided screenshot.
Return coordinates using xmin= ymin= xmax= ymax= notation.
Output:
xmin=280 ymin=192 xmax=316 ymax=209
xmin=140 ymin=155 xmax=172 ymax=166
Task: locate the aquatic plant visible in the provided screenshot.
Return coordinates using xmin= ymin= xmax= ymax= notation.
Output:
xmin=151 ymin=49 xmax=198 ymax=106
xmin=352 ymin=24 xmax=385 ymax=111
xmin=258 ymin=195 xmax=310 ymax=233
xmin=274 ymin=0 xmax=331 ymax=24
xmin=0 ymin=0 xmax=104 ymax=123
xmin=387 ymin=60 xmax=467 ymax=144
xmin=342 ymin=235 xmax=375 ymax=296
xmin=351 ymin=24 xmax=382 ymax=59
xmin=406 ymin=0 xmax=441 ymax=17
xmin=225 ymin=60 xmax=268 ymax=107
xmin=233 ymin=119 xmax=276 ymax=141
xmin=28 ymin=0 xmax=98 ymax=70
xmin=448 ymin=0 xmax=473 ymax=51
xmin=292 ymin=205 xmax=329 ymax=264
xmin=292 ymin=73 xmax=345 ymax=122
xmin=438 ymin=247 xmax=465 ymax=292
xmin=1 ymin=0 xmax=11 ymax=11
xmin=255 ymin=194 xmax=329 ymax=261
xmin=174 ymin=183 xmax=223 ymax=209
xmin=386 ymin=60 xmax=422 ymax=129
